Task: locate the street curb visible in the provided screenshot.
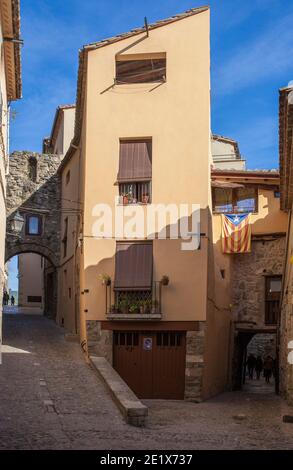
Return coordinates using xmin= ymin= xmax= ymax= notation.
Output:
xmin=89 ymin=356 xmax=148 ymax=427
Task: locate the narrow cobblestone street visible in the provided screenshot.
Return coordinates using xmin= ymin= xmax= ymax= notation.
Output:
xmin=1 ymin=314 xmax=293 ymax=450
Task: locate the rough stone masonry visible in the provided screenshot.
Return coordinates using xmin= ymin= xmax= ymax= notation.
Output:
xmin=5 ymin=151 xmax=61 ymax=266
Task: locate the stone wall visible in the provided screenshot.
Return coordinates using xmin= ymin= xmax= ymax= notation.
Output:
xmin=5 ymin=151 xmax=62 ymax=318
xmin=185 ymin=325 xmax=205 ymax=402
xmin=6 ymin=152 xmax=61 ymax=267
xmin=86 ymin=321 xmax=113 ymax=363
xmin=247 ymin=333 xmax=276 ymax=358
xmin=232 ymin=236 xmax=286 ymax=326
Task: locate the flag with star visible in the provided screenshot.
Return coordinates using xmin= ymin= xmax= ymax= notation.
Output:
xmin=221 ymin=213 xmax=251 ymax=254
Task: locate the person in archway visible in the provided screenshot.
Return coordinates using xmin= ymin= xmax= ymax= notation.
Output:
xmin=255 ymin=355 xmax=263 ymax=380
xmin=247 ymin=353 xmax=256 ymax=379
xmin=11 ymin=295 xmax=15 ymax=306
xmin=3 ymin=291 xmax=8 ymax=305
xmin=263 ymin=355 xmax=274 ymax=383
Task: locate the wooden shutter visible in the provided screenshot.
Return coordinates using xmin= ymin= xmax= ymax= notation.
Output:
xmin=114 ymin=242 xmax=153 ymax=290
xmin=117 ymin=140 xmax=152 ymax=182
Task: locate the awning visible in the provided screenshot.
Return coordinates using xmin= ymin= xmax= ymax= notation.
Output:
xmin=114 ymin=242 xmax=153 ymax=290
xmin=117 ymin=140 xmax=152 ymax=182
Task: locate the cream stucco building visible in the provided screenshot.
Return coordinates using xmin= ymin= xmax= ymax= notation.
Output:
xmin=0 ymin=0 xmax=21 ymax=356
xmin=55 ymin=6 xmax=288 ymax=400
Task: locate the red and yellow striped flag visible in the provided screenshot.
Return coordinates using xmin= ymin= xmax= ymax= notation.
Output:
xmin=221 ymin=213 xmax=251 ymax=254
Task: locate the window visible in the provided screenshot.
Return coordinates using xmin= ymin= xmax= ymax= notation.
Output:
xmin=212 ymin=187 xmax=258 ymax=214
xmin=62 ymin=217 xmax=68 ymax=258
xmin=27 ymin=296 xmax=42 ymax=303
xmin=117 ymin=140 xmax=152 ymax=204
xmin=116 ymin=55 xmax=166 ymax=84
xmin=119 ymin=181 xmax=151 ymax=204
xmin=114 ymin=241 xmax=153 ymax=291
xmin=26 ymin=215 xmax=42 ymax=236
xmin=28 ymin=157 xmax=37 ymax=182
xmin=66 ymin=170 xmax=71 ymax=185
xmin=265 ymin=276 xmax=282 ymax=325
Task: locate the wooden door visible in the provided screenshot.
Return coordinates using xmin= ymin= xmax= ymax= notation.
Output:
xmin=113 ymin=331 xmax=186 ymax=399
xmin=153 ymin=332 xmax=186 ymax=399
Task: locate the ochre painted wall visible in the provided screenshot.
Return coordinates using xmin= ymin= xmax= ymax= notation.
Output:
xmin=81 ymin=10 xmax=211 ymax=323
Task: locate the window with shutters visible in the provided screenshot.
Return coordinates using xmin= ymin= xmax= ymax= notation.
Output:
xmin=265 ymin=276 xmax=282 ymax=325
xmin=116 ymin=54 xmax=166 ymax=84
xmin=212 ymin=187 xmax=258 ymax=214
xmin=117 ymin=139 xmax=152 ymax=204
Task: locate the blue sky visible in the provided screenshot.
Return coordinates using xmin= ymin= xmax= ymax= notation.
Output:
xmin=9 ymin=0 xmax=293 ymax=169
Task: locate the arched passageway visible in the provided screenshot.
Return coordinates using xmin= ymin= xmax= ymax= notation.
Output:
xmin=5 ymin=250 xmax=57 ymax=320
xmin=4 ymin=151 xmax=62 ymax=322
xmin=233 ymin=329 xmax=278 ymax=394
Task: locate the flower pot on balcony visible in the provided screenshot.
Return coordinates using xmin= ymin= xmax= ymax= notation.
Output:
xmin=142 ymin=194 xmax=150 ymax=204
xmin=119 ymin=300 xmax=129 ymax=314
xmin=161 ymin=275 xmax=169 ymax=286
xmin=123 ymin=195 xmax=129 ymax=205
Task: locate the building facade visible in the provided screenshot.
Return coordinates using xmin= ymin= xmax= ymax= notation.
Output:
xmin=6 ymin=151 xmax=61 ymax=319
xmin=0 ymin=0 xmax=22 ymax=357
xmin=212 ymin=135 xmax=246 ymax=171
xmin=43 ymin=104 xmax=75 ymax=157
xmin=56 ymin=6 xmax=288 ymax=401
xmin=212 ymin=169 xmax=287 ymax=390
xmin=279 ymin=84 xmax=293 ymax=404
xmin=18 ymin=253 xmax=44 ymax=313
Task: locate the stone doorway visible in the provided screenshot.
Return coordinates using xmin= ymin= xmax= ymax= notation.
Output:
xmin=232 ymin=329 xmax=278 ymax=394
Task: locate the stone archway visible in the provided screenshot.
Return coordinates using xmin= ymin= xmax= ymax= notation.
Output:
xmin=5 ymin=242 xmax=58 ymax=268
xmin=5 ymin=151 xmax=61 ymax=319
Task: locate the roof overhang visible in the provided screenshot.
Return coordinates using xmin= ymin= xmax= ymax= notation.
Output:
xmin=211 ymin=169 xmax=280 ymax=188
xmin=0 ymin=0 xmax=22 ymax=101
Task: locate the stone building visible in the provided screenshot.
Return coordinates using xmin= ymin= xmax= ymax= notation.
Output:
xmin=279 ymin=83 xmax=293 ymax=404
xmin=6 ymin=151 xmax=61 ymax=318
xmin=0 ymin=0 xmax=22 ymax=357
xmin=212 ymin=169 xmax=287 ymax=390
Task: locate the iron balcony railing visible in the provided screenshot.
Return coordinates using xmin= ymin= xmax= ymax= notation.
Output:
xmin=105 ymin=281 xmax=163 ymax=316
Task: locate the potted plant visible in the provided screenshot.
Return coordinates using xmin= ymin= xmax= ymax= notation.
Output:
xmin=99 ymin=273 xmax=111 ymax=286
xmin=129 ymin=303 xmax=137 ymax=314
xmin=122 ymin=193 xmax=129 ymax=205
xmin=161 ymin=275 xmax=169 ymax=286
xmin=119 ymin=299 xmax=129 ymax=315
xmin=144 ymin=299 xmax=152 ymax=315
xmin=142 ymin=193 xmax=150 ymax=204
xmin=139 ymin=300 xmax=145 ymax=314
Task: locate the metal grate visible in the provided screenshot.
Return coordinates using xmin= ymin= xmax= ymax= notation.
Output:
xmin=119 ymin=181 xmax=151 ymax=204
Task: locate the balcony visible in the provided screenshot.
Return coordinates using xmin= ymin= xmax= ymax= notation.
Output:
xmin=102 ymin=277 xmax=169 ymax=321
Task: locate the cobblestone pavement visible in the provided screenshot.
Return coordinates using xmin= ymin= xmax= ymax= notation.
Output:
xmin=1 ymin=314 xmax=293 ymax=450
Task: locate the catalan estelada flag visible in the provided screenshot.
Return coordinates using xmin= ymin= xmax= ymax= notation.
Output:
xmin=221 ymin=213 xmax=251 ymax=254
